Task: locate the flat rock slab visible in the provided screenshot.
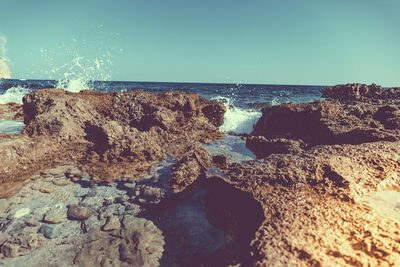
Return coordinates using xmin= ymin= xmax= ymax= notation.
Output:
xmin=12 ymin=208 xmax=30 ymax=219
xmin=43 ymin=208 xmax=67 ymax=224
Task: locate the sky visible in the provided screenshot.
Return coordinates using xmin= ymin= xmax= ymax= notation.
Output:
xmin=0 ymin=0 xmax=399 ymax=86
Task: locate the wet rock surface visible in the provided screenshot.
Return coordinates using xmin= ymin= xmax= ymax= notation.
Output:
xmin=0 ymin=161 xmax=228 ymax=266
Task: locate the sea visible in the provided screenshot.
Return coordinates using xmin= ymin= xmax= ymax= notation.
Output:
xmin=0 ymin=78 xmax=324 ymax=160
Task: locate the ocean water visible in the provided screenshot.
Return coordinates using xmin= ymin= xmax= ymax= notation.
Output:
xmin=0 ymin=79 xmax=324 ymax=136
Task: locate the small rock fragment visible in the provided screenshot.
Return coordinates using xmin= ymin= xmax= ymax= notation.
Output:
xmin=13 ymin=208 xmax=31 ymax=219
xmin=39 ymin=224 xmax=58 ymax=239
xmin=43 ymin=208 xmax=67 ymax=224
xmin=102 ymin=216 xmax=121 ymax=231
xmin=67 ymin=205 xmax=93 ymax=220
xmin=39 ymin=187 xmax=55 ymax=194
xmin=52 ymin=179 xmax=71 ymax=186
xmin=123 ymin=182 xmax=136 ymax=189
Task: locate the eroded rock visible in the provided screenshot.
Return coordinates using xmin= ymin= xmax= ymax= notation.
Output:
xmin=74 ymin=217 xmax=164 ymax=267
xmin=1 ymin=229 xmax=46 ymax=258
xmin=0 ymin=88 xmax=225 ymax=196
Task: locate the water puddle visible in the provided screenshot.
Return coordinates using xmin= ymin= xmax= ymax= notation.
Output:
xmin=204 ymin=134 xmax=256 ymax=163
xmin=0 ymin=120 xmax=25 ymax=134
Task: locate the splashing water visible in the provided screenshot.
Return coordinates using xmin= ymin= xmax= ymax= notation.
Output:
xmin=56 ymin=56 xmax=112 ymax=92
xmin=0 ymin=86 xmax=31 ymax=104
xmin=214 ymin=96 xmax=261 ymax=135
xmin=32 ymin=33 xmax=119 ymax=92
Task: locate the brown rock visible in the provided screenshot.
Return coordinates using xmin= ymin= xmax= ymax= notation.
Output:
xmin=246 ymin=136 xmax=305 ymax=158
xmin=320 ymin=83 xmax=385 ymax=101
xmin=251 ymin=100 xmax=400 ymax=150
xmin=0 ymin=103 xmax=23 ymax=120
xmin=0 ymin=230 xmax=46 ymax=258
xmin=208 ymin=141 xmax=400 ymax=266
xmin=169 ymin=145 xmax=212 ymax=192
xmin=43 ymin=208 xmax=67 ymax=224
xmin=38 ymin=187 xmax=54 ymax=194
xmin=102 ymin=215 xmax=121 ymax=231
xmin=0 ymin=88 xmax=225 ymax=196
xmin=67 ymin=205 xmax=92 ymax=220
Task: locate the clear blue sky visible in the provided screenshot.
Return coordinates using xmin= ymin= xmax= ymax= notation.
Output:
xmin=1 ymin=0 xmax=399 ymax=86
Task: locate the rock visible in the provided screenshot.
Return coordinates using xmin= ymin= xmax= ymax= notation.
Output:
xmin=39 ymin=187 xmax=54 ymax=194
xmin=25 ymin=215 xmax=40 ymax=227
xmin=119 ymin=217 xmax=165 ymax=266
xmin=0 ymin=103 xmax=23 ymax=120
xmin=0 ymin=198 xmax=9 ymax=215
xmin=0 ymin=88 xmax=225 ymax=196
xmin=102 ymin=215 xmax=121 ymax=231
xmin=135 ymin=185 xmax=165 ymax=205
xmin=51 ymin=179 xmax=70 ymax=186
xmin=212 ymin=154 xmax=229 ymax=165
xmin=12 ymin=208 xmax=30 ymax=219
xmin=169 ymin=145 xmax=212 ymax=193
xmin=114 ymin=195 xmax=129 ymax=203
xmin=246 ymin=137 xmax=305 ymax=158
xmin=212 ymin=140 xmax=400 ymax=265
xmin=67 ymin=205 xmax=92 ymax=220
xmin=250 ymin=100 xmax=400 ymax=151
xmin=74 ymin=217 xmax=164 ymax=266
xmin=123 ymin=182 xmax=136 ymax=189
xmin=1 ymin=229 xmax=46 ymax=257
xmin=43 ymin=208 xmax=67 ymax=224
xmin=320 ymin=83 xmax=385 ymax=101
xmin=39 ymin=224 xmax=58 ymax=239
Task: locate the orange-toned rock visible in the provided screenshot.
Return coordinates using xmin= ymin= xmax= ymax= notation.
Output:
xmin=0 ymin=88 xmax=225 ymax=196
xmin=0 ymin=102 xmax=23 ymax=120
xmin=196 ymin=84 xmax=400 ymax=266
xmin=207 ymin=141 xmax=400 ymax=266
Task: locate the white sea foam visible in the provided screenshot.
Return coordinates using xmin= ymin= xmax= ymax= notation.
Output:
xmin=214 ymin=96 xmax=261 ymax=135
xmin=0 ymin=120 xmax=25 ymax=134
xmin=55 ymin=56 xmax=110 ymax=92
xmin=0 ymin=86 xmax=31 ymax=104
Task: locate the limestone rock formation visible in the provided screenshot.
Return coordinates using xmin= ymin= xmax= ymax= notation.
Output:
xmin=248 ymin=97 xmax=400 ymax=158
xmin=0 ymin=57 xmax=11 ymax=79
xmin=210 ymin=141 xmax=400 ymax=266
xmin=0 ymin=88 xmax=225 ymax=196
xmin=2 ymin=83 xmax=400 ymax=266
xmin=321 ymin=83 xmax=400 ymax=101
xmin=198 ymin=83 xmax=400 ymax=265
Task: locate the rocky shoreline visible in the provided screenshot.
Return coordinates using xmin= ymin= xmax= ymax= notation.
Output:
xmin=0 ymin=84 xmax=400 ymax=266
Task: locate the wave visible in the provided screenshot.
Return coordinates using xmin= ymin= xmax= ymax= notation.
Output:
xmin=0 ymin=86 xmax=31 ymax=104
xmin=214 ymin=96 xmax=261 ymax=135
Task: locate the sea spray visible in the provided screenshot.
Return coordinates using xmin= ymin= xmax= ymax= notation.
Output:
xmin=32 ymin=33 xmax=120 ymax=92
xmin=214 ymin=96 xmax=261 ymax=135
xmin=0 ymin=86 xmax=31 ymax=104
